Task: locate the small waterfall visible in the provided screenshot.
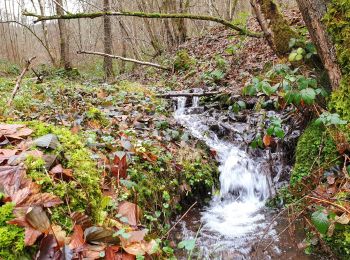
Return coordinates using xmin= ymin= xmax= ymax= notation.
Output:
xmin=174 ymin=96 xmax=274 ymax=258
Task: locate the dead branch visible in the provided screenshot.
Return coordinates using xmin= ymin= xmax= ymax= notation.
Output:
xmin=7 ymin=57 xmax=36 ymax=107
xmin=23 ymin=11 xmax=263 ymax=38
xmin=77 ymin=50 xmax=170 ymax=70
xmin=156 ymin=91 xmax=221 ymax=98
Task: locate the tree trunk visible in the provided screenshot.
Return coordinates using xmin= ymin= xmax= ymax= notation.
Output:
xmin=250 ymin=0 xmax=298 ymax=56
xmin=295 ymin=0 xmax=342 ymax=90
xmin=103 ymin=0 xmax=115 ymax=81
xmin=55 ymin=0 xmax=71 ymax=70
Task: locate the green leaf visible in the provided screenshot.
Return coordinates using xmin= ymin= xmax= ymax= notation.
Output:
xmin=274 ymin=127 xmax=285 ymax=138
xmin=295 ymin=54 xmax=303 ymax=61
xmin=300 ymin=88 xmax=316 ymax=105
xmin=289 ymin=52 xmax=298 ymax=62
xmin=261 ymin=81 xmax=274 ymax=95
xmin=311 ymin=210 xmax=329 ymax=235
xmin=178 ymin=239 xmax=196 ymax=251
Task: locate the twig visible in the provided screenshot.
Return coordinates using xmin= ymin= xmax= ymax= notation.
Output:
xmin=305 ymin=195 xmax=350 ymax=215
xmin=162 ymin=201 xmax=197 ymax=239
xmin=7 ymin=57 xmax=36 ymax=107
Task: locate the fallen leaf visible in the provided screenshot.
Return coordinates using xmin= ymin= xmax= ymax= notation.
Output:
xmin=123 ymin=239 xmax=158 ymax=256
xmin=36 ymin=234 xmax=58 ymax=260
xmin=118 ymin=202 xmax=141 ymax=226
xmin=25 ymin=206 xmax=51 ymax=233
xmin=32 ymin=134 xmax=60 ymax=149
xmin=69 ymin=225 xmax=85 ymax=249
xmin=71 ymin=212 xmax=93 ymax=229
xmin=20 ymin=193 xmax=63 ymax=208
xmin=120 ymin=229 xmax=147 ymax=247
xmin=263 ymin=134 xmax=272 ymax=147
xmin=51 ymin=225 xmax=69 ymax=247
xmin=335 ymin=213 xmax=350 ymax=225
xmin=111 ymin=152 xmax=128 ymax=180
xmin=84 ymin=226 xmax=119 ymax=245
xmin=25 ymin=227 xmax=42 ymax=246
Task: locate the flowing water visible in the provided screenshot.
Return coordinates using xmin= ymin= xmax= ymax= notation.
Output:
xmin=173 ymin=96 xmax=310 ymax=260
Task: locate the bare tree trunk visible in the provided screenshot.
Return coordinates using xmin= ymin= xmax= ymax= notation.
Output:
xmin=38 ymin=0 xmax=56 ymax=65
xmin=296 ymin=0 xmax=342 ymax=90
xmin=103 ymin=0 xmax=115 ymax=81
xmin=177 ymin=0 xmax=189 ymax=44
xmin=55 ymin=0 xmax=71 ymax=70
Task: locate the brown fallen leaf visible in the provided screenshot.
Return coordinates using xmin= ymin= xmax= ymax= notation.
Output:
xmin=26 ymin=206 xmax=51 ymax=233
xmin=123 ymin=239 xmax=158 ymax=256
xmin=25 ymin=227 xmax=42 ymax=246
xmin=71 ymin=212 xmax=93 ymax=229
xmin=69 ymin=225 xmax=85 ymax=250
xmin=35 ymin=234 xmax=58 ymax=260
xmin=263 ymin=134 xmax=272 ymax=147
xmin=111 ymin=152 xmax=128 ymax=180
xmin=84 ymin=226 xmax=119 ymax=245
xmin=20 ymin=193 xmax=63 ymax=208
xmin=118 ymin=201 xmax=141 ymax=226
xmin=120 ymin=229 xmax=147 ymax=247
xmin=51 ymin=225 xmax=70 ymax=247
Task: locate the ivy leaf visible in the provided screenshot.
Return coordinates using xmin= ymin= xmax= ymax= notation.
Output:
xmin=178 ymin=239 xmax=196 ymax=251
xmin=300 ymin=88 xmax=316 ymax=105
xmin=311 ymin=210 xmax=329 ymax=235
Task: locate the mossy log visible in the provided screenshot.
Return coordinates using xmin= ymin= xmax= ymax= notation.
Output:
xmin=23 ymin=11 xmax=263 ymax=38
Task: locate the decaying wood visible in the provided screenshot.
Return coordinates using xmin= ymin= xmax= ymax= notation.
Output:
xmin=77 ymin=50 xmax=170 ymax=70
xmin=296 ymin=0 xmax=342 ymax=90
xmin=7 ymin=56 xmax=36 ymax=107
xmin=157 ymin=91 xmax=221 ymax=98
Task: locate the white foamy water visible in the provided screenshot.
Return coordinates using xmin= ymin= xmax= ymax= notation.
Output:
xmin=174 ymin=96 xmax=275 ymax=259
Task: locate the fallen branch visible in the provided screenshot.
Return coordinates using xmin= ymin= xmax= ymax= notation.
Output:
xmin=77 ymin=50 xmax=170 ymax=70
xmin=7 ymin=57 xmax=36 ymax=107
xmin=157 ymin=91 xmax=221 ymax=98
xmin=23 ymin=11 xmax=262 ymax=38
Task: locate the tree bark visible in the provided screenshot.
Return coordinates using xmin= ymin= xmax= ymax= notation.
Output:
xmin=250 ymin=0 xmax=298 ymax=56
xmin=103 ymin=0 xmax=114 ymax=81
xmin=296 ymin=0 xmax=342 ymax=90
xmin=55 ymin=0 xmax=71 ymax=70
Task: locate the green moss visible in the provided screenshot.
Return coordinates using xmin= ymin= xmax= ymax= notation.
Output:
xmin=290 ymin=122 xmax=339 ymax=186
xmin=174 ymin=50 xmax=196 ymax=71
xmin=260 ymin=0 xmax=298 ymax=55
xmin=324 ymin=224 xmax=350 ymax=258
xmin=0 ymin=203 xmax=25 ymax=259
xmin=324 ymin=0 xmax=350 ymax=120
xmin=23 ymin=122 xmax=104 ymax=227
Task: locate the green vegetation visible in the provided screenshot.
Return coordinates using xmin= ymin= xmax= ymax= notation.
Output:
xmin=0 ymin=203 xmax=25 ymax=259
xmin=324 ymin=0 xmax=350 ymax=121
xmin=290 ymin=122 xmax=339 ymax=186
xmin=174 ymin=49 xmax=196 ymax=71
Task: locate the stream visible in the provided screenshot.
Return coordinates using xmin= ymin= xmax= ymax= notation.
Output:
xmin=173 ymin=95 xmax=312 ymax=260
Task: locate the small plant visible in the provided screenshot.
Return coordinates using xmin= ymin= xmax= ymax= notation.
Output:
xmin=243 ymin=64 xmax=326 ymax=106
xmin=315 ymin=112 xmax=348 ymax=126
xmin=288 ymin=38 xmax=317 ymax=62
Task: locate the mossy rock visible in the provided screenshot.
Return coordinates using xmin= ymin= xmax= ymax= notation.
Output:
xmin=290 ymin=122 xmax=339 ymax=187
